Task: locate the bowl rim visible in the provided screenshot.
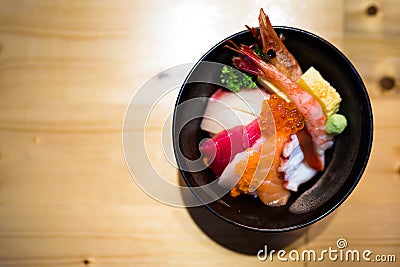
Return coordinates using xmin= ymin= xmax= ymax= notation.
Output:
xmin=173 ymin=26 xmax=373 ymax=232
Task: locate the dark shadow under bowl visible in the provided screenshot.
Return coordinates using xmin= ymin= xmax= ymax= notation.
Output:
xmin=173 ymin=27 xmax=373 ymax=232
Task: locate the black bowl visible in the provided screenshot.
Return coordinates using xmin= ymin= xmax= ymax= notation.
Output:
xmin=173 ymin=27 xmax=373 ymax=232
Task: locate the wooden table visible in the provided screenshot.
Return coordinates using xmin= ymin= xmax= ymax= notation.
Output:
xmin=0 ymin=1 xmax=399 ymax=266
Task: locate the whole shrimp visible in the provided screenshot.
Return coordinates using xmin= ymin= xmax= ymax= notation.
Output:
xmin=247 ymin=8 xmax=303 ymax=82
xmin=226 ymin=44 xmax=333 ymax=170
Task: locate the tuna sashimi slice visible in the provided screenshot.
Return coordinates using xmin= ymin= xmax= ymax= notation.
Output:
xmin=200 ymin=119 xmax=261 ymax=177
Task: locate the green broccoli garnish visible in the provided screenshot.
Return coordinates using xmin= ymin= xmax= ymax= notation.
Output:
xmin=220 ymin=66 xmax=257 ymax=93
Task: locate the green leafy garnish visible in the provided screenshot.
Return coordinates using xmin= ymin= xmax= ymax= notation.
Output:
xmin=252 ymin=47 xmax=267 ymax=61
xmin=220 ymin=66 xmax=257 ymax=92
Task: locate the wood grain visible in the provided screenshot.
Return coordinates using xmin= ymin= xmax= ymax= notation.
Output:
xmin=0 ymin=0 xmax=399 ymax=266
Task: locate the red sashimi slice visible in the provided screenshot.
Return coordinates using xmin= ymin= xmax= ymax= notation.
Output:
xmin=200 ymin=119 xmax=261 ymax=177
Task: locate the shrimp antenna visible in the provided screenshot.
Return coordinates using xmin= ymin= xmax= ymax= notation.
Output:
xmin=224 ymin=40 xmax=241 ymax=54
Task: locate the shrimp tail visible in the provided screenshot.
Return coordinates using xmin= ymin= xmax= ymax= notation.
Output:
xmin=296 ymin=129 xmax=324 ymax=170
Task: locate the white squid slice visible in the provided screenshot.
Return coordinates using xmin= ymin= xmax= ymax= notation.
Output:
xmin=201 ymin=88 xmax=269 ymax=134
xmin=279 ymin=134 xmax=318 ymax=192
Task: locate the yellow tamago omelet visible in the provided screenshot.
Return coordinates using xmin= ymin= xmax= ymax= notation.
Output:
xmin=297 ymin=67 xmax=341 ymax=117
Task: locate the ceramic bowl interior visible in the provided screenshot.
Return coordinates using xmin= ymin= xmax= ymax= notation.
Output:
xmin=173 ymin=27 xmax=373 ymax=232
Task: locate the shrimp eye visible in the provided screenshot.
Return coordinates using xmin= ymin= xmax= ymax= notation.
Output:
xmin=267 ymin=49 xmax=276 ymax=59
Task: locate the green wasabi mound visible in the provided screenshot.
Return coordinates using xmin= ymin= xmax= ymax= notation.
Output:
xmin=326 ymin=114 xmax=347 ymax=136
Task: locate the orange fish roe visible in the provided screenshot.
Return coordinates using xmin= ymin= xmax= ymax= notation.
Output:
xmin=230 ymin=150 xmax=260 ymax=197
xmin=266 ymin=94 xmax=304 ymax=137
xmin=229 ymin=94 xmax=304 ymax=198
